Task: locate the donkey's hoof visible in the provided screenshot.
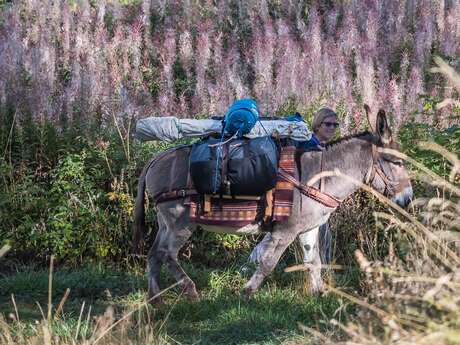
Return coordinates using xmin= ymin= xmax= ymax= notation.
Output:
xmin=182 ymin=282 xmax=200 ymax=300
xmin=147 ymin=296 xmax=165 ymax=306
xmin=309 ymin=286 xmax=325 ymax=297
xmin=184 ymin=288 xmax=200 ymax=300
xmin=241 ymin=287 xmax=256 ymax=301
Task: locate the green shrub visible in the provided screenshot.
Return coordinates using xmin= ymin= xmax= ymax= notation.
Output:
xmin=0 ymin=110 xmax=158 ymax=263
xmin=399 ymin=122 xmax=460 ymax=178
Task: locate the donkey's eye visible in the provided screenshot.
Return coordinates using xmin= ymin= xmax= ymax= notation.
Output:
xmin=391 ymin=160 xmax=403 ymax=166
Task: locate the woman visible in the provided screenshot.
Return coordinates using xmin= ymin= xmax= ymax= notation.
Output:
xmin=299 ymin=107 xmax=339 ymax=150
xmin=248 ymin=107 xmax=340 ymax=266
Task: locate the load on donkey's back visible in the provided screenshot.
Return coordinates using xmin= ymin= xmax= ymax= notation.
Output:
xmin=134 ymin=98 xmax=317 ymax=228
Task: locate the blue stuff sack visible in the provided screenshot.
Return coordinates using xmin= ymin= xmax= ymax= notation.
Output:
xmin=223 ymin=99 xmax=259 ymax=137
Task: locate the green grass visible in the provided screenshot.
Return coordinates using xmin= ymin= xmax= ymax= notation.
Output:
xmin=0 ymin=263 xmax=344 ymax=344
xmin=161 ymin=289 xmax=339 ymax=344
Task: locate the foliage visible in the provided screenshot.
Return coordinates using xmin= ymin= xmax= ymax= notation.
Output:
xmin=399 ymin=123 xmax=460 ymax=178
xmin=1 ymin=97 xmax=458 ymax=268
xmin=0 ymin=110 xmax=159 ymax=264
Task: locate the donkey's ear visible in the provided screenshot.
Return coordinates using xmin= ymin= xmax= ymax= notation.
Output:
xmin=364 ymin=104 xmax=376 ymax=132
xmin=376 ymin=109 xmax=392 ymax=144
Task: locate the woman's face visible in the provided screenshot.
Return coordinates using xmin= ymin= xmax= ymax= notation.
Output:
xmin=315 ymin=115 xmax=339 ymax=143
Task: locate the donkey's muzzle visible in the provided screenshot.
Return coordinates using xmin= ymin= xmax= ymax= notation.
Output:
xmin=392 ymin=185 xmax=413 ymax=208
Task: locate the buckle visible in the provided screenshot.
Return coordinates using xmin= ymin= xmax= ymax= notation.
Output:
xmin=179 ymin=190 xmax=186 ymax=197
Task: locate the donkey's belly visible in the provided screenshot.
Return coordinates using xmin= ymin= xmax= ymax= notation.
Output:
xmin=199 ymin=223 xmax=261 ymax=235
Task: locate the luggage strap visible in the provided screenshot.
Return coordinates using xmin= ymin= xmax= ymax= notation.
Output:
xmin=154 ymin=188 xmax=198 ymax=205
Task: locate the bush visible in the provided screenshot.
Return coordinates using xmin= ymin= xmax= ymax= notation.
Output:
xmin=0 ymin=112 xmax=161 ymax=264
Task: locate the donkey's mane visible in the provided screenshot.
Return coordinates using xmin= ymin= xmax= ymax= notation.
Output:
xmin=324 ymin=131 xmax=374 ymax=150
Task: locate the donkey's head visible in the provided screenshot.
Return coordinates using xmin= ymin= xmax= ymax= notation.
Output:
xmin=364 ymin=105 xmax=413 ymax=207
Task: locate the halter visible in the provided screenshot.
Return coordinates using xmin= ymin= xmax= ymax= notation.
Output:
xmin=365 ymin=144 xmax=409 ymax=196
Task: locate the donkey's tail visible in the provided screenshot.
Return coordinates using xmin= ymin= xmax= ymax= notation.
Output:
xmin=133 ymin=163 xmax=149 ymax=254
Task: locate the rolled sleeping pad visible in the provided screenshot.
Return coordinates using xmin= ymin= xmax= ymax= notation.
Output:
xmin=135 ymin=117 xmax=312 ymax=142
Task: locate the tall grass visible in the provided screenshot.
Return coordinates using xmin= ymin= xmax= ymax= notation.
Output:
xmin=0 ymin=261 xmax=342 ymax=344
xmin=316 ymin=155 xmax=460 ymax=344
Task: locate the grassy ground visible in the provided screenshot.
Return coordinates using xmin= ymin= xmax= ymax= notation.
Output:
xmin=0 ymin=261 xmax=346 ymax=344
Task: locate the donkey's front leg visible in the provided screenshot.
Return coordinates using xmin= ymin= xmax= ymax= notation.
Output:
xmin=243 ymin=228 xmax=297 ymax=298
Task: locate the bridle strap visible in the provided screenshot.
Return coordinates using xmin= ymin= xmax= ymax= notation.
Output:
xmin=279 ymin=169 xmax=342 ymax=209
xmin=367 ymin=144 xmax=409 ymax=195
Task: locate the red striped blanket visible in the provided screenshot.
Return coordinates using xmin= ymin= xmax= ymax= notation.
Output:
xmin=188 ymin=145 xmax=296 ymax=227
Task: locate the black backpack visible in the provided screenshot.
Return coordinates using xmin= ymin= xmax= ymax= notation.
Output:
xmin=189 ymin=136 xmax=280 ymax=196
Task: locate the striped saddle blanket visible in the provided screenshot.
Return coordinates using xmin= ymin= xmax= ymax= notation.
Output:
xmin=188 ymin=146 xmax=296 ymax=227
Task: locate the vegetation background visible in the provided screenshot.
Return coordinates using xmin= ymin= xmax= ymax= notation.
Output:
xmin=0 ymin=0 xmax=459 ymax=344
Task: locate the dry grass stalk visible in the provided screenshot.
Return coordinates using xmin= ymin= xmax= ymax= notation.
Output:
xmin=329 ymin=168 xmax=460 ymax=267
xmin=47 ymin=256 xmax=54 ymax=322
xmin=10 ymin=294 xmax=19 ymax=323
xmin=91 ymin=279 xmax=182 ymax=345
xmin=284 ymin=263 xmax=345 ymax=273
xmin=355 ymin=259 xmax=460 ymax=289
xmin=54 ymin=288 xmax=71 ymax=320
xmin=75 ymin=301 xmax=86 ymax=341
xmin=430 ymin=56 xmax=460 ymax=92
xmin=417 ymin=141 xmax=460 ymax=183
xmin=378 ymin=147 xmax=460 ymax=197
xmin=0 ymin=245 xmax=11 ymax=258
xmin=326 ymin=284 xmax=402 ymax=327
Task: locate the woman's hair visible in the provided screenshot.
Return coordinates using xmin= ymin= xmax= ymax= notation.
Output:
xmin=312 ymin=107 xmax=337 ymax=132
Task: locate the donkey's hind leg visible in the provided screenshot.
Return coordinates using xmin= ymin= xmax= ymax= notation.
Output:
xmin=163 ymin=226 xmax=198 ymax=299
xmin=147 ymin=212 xmax=169 ymax=304
xmin=152 ymin=202 xmax=198 ymax=300
xmin=243 ymin=226 xmax=297 ymax=298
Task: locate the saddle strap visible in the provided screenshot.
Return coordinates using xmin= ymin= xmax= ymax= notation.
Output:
xmin=154 ymin=188 xmax=198 ymax=205
xmin=278 ymin=169 xmax=341 ymax=209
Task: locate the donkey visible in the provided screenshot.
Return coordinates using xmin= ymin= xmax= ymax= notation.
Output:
xmin=133 ymin=109 xmax=413 ymax=302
